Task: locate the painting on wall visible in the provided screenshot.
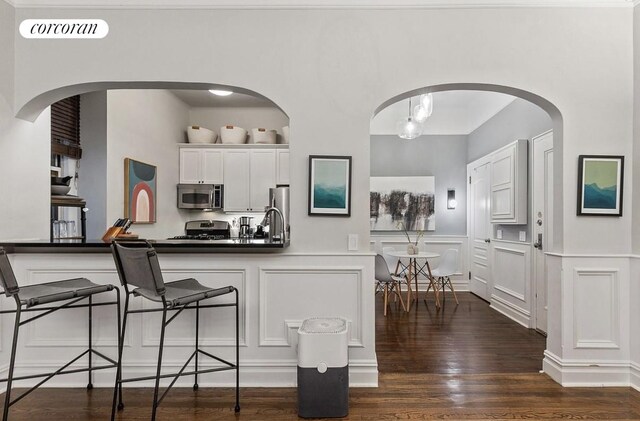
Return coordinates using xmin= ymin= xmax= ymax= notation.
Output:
xmin=577 ymin=155 xmax=624 ymax=216
xmin=370 ymin=176 xmax=435 ymax=231
xmin=124 ymin=158 xmax=157 ymax=223
xmin=308 ymin=155 xmax=352 ymax=216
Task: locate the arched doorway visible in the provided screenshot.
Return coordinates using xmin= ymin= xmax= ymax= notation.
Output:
xmin=370 ymin=83 xmax=562 ymax=377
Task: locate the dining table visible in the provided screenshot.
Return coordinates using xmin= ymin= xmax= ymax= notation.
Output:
xmin=386 ymin=250 xmax=440 ymax=311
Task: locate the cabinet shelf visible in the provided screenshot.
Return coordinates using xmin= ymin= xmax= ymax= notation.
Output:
xmin=50 ymin=196 xmax=87 ymax=243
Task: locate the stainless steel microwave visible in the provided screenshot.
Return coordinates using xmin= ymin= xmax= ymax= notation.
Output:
xmin=177 ymin=184 xmax=223 ymax=210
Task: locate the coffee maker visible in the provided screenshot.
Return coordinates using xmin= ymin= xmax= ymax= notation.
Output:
xmin=238 ymin=216 xmax=253 ymax=239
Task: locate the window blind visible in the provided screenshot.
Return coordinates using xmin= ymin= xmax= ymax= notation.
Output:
xmin=51 ymin=95 xmax=81 ymax=159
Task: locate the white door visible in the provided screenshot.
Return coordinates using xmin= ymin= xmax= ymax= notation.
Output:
xmin=249 ymin=150 xmax=276 ymax=211
xmin=533 ymin=131 xmax=553 ymax=334
xmin=223 ymin=150 xmax=251 ymax=212
xmin=276 ymin=150 xmax=290 ymax=186
xmin=468 ymin=158 xmax=492 ymax=301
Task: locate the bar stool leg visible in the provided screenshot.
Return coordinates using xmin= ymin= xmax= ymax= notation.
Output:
xmin=151 ymin=308 xmax=168 ymax=421
xmin=112 ymin=293 xmax=128 ymax=421
xmin=87 ymin=295 xmax=93 ymax=390
xmin=193 ymin=301 xmax=199 ymax=391
xmin=234 ymin=288 xmax=240 ymax=413
xmin=3 ymin=304 xmax=21 ymax=421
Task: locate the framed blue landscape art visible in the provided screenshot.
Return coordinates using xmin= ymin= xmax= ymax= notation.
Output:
xmin=577 ymin=155 xmax=624 ymax=216
xmin=308 ymin=155 xmax=352 ymax=216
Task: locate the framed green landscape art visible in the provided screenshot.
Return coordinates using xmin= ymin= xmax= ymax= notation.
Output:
xmin=308 ymin=155 xmax=352 ymax=216
xmin=577 ymin=155 xmax=624 ymax=217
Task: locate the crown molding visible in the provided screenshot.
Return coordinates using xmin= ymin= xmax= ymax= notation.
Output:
xmin=7 ymin=0 xmax=637 ymax=9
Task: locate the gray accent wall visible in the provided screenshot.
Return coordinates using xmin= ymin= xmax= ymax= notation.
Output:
xmin=370 ymin=135 xmax=467 ymax=236
xmin=468 ymin=98 xmax=552 ymax=162
xmin=468 ymin=98 xmax=552 ymax=242
xmin=79 ymin=92 xmax=108 ymax=240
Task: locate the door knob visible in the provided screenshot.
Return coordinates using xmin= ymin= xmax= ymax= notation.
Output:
xmin=484 ymin=238 xmax=491 ymax=243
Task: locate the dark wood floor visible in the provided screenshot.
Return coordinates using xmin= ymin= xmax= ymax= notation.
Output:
xmin=2 ymin=292 xmax=640 ymax=420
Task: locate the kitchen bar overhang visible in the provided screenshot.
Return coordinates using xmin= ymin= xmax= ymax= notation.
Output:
xmin=0 ymin=238 xmax=290 ymax=254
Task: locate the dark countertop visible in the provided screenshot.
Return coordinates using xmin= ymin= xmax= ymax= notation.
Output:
xmin=0 ymin=238 xmax=290 ymax=254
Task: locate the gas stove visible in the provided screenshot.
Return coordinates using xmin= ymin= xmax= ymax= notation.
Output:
xmin=169 ymin=220 xmax=230 ymax=241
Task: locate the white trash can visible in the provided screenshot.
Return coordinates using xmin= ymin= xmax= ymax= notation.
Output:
xmin=297 ymin=317 xmax=349 ymax=418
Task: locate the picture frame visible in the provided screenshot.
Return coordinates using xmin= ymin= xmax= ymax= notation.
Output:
xmin=577 ymin=155 xmax=624 ymax=217
xmin=308 ymin=155 xmax=352 ymax=216
xmin=124 ymin=158 xmax=157 ymax=224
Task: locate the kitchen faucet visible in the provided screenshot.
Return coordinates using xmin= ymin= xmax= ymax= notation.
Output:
xmin=261 ymin=207 xmax=285 ymax=242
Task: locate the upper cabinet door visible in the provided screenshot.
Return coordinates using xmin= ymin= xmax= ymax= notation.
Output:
xmin=250 ymin=150 xmax=277 ymax=211
xmin=201 ymin=150 xmax=224 ymax=184
xmin=490 ymin=139 xmax=527 ymax=224
xmin=179 ymin=148 xmax=202 ymax=184
xmin=223 ymin=150 xmax=251 ymax=212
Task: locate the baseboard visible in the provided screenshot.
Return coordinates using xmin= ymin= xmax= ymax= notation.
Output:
xmin=489 ymin=294 xmax=530 ymax=328
xmin=543 ymin=351 xmax=632 ymax=387
xmin=630 ymin=362 xmax=640 ymax=392
xmin=0 ymin=359 xmax=378 ymax=389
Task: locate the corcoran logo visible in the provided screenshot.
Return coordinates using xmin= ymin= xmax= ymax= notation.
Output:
xmin=19 ymin=19 xmax=108 ymax=39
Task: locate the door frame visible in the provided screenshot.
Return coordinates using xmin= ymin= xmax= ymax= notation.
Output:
xmin=531 ymin=129 xmax=553 ymax=334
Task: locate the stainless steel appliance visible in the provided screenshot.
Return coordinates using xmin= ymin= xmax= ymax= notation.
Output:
xmin=262 ymin=186 xmax=289 ymax=242
xmin=238 ymin=216 xmax=253 ymax=239
xmin=177 ymin=184 xmax=223 ymax=210
xmin=169 ymin=220 xmax=230 ymax=240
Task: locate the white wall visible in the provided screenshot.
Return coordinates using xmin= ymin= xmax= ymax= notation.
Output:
xmin=189 ymin=106 xmax=289 ymax=144
xmin=106 ymin=90 xmax=192 ymax=239
xmin=631 ymin=4 xmax=640 ymax=390
xmin=0 ymin=0 xmax=50 ymax=241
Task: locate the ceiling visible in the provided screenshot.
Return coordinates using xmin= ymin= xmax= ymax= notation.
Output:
xmin=6 ymin=0 xmax=636 ymax=7
xmin=371 ymin=90 xmax=516 ymax=136
xmin=170 ymin=90 xmax=277 ymax=108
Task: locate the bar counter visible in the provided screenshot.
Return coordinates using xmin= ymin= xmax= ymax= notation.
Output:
xmin=0 ymin=238 xmax=290 ymax=254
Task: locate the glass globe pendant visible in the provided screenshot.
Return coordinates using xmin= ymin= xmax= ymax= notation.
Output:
xmin=397 ymin=97 xmax=423 ymax=140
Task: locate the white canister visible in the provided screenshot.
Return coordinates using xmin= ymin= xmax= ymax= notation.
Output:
xmin=282 ymin=126 xmax=290 ymax=144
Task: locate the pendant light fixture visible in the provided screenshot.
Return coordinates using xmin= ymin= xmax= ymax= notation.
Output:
xmin=413 ymin=93 xmax=433 ymax=123
xmin=396 ymin=97 xmax=423 ymax=140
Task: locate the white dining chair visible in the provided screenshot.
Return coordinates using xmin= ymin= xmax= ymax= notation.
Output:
xmin=375 ymin=254 xmax=406 ymax=316
xmin=425 ymin=248 xmax=459 ymax=305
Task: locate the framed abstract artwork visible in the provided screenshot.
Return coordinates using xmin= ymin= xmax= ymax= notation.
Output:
xmin=124 ymin=158 xmax=157 ymax=223
xmin=577 ymin=155 xmax=624 ymax=217
xmin=370 ymin=176 xmax=436 ymax=231
xmin=308 ymin=155 xmax=352 ymax=216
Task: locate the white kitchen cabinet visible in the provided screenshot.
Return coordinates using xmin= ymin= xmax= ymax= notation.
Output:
xmin=179 ymin=147 xmax=223 ymax=184
xmin=490 ymin=139 xmax=527 ymax=224
xmin=276 ymin=149 xmax=290 ymax=185
xmin=223 ymin=149 xmax=276 ymax=212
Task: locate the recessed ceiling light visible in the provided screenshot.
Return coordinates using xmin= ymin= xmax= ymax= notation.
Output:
xmin=209 ymin=90 xmax=233 ymax=96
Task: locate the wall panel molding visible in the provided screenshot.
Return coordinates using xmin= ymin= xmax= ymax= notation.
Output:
xmin=259 ymin=266 xmax=364 ymax=347
xmin=572 ymin=268 xmax=620 ymax=350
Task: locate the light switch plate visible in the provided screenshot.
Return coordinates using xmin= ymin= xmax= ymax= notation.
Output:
xmin=497 ymin=229 xmax=503 ymax=240
xmin=519 ymin=231 xmax=526 ymax=242
xmin=348 ymin=234 xmax=358 ymax=251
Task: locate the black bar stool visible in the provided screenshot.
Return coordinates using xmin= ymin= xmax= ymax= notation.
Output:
xmin=110 ymin=241 xmax=240 ymax=421
xmin=0 ymin=247 xmax=121 ymax=421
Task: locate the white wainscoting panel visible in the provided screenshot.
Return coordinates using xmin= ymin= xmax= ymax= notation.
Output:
xmin=370 ymin=235 xmax=468 ymax=290
xmin=490 ymin=241 xmax=531 ymax=327
xmin=259 ymin=266 xmax=363 ymax=347
xmin=572 ymin=269 xmax=619 ymax=349
xmin=1 ymin=253 xmax=377 ymax=388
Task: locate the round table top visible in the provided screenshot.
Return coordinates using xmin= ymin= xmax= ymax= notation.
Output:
xmin=386 ymin=250 xmax=440 ymax=259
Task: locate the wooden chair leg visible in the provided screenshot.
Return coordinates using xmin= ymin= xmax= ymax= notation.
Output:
xmin=383 ymin=283 xmax=389 ymax=316
xmin=447 ymin=276 xmax=459 ymax=304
